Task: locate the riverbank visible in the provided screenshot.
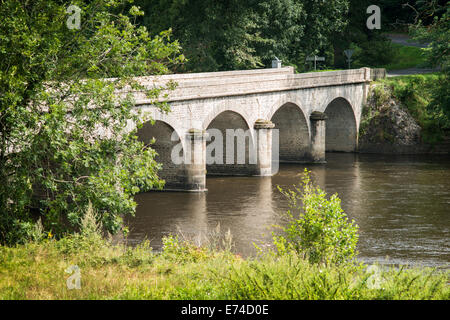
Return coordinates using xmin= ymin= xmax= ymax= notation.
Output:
xmin=1 ymin=231 xmax=448 ymax=300
xmin=359 ymin=73 xmax=450 ymax=154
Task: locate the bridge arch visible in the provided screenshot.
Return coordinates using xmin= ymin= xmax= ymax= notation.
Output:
xmin=270 ymin=102 xmax=310 ymax=162
xmin=136 ymin=120 xmax=186 ymax=189
xmin=324 ymin=97 xmax=357 ymax=152
xmin=266 ymin=96 xmax=305 ymax=121
xmin=139 ymin=105 xmax=186 ymax=137
xmin=202 ymin=101 xmax=254 ymax=132
xmin=205 ymin=110 xmax=257 ymax=176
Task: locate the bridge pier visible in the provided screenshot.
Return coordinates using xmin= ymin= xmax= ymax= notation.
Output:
xmin=254 ymin=120 xmax=275 ymax=176
xmin=184 ymin=129 xmax=207 ymax=192
xmin=309 ymin=111 xmax=327 ymax=163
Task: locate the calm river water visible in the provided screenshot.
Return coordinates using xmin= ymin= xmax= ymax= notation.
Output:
xmin=126 ymin=153 xmax=450 ymax=268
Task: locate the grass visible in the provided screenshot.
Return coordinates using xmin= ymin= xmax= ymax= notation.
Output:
xmin=380 ymin=43 xmax=430 ymax=71
xmin=0 ymin=233 xmax=448 ymax=300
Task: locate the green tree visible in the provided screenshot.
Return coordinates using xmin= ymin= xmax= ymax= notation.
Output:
xmin=332 ymin=0 xmax=397 ymax=69
xmin=411 ymin=2 xmax=450 ymax=121
xmin=135 ymin=0 xmax=349 ymax=72
xmin=0 ymin=0 xmax=184 ymax=244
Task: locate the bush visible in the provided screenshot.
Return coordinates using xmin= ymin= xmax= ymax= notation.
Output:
xmin=55 ymin=203 xmax=109 ymax=258
xmin=428 ymin=74 xmax=450 ymax=123
xmin=274 ymin=169 xmax=359 ymax=265
xmin=215 ymin=253 xmax=449 ymax=300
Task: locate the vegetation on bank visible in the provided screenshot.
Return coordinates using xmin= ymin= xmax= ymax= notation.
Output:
xmin=360 ymin=5 xmax=449 ymax=147
xmin=1 ymin=236 xmax=448 ymax=300
xmin=132 ymin=0 xmax=442 ymax=72
xmin=1 ymin=172 xmax=448 ymax=300
xmin=365 ymin=73 xmax=449 ymax=144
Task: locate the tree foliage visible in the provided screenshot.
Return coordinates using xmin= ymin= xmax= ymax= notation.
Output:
xmin=410 ymin=2 xmax=450 ymax=122
xmin=135 ymin=0 xmax=349 ymax=72
xmin=0 ymin=0 xmax=184 ymax=244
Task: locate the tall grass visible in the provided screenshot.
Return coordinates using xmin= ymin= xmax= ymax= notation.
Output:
xmin=0 ymin=234 xmax=448 ymax=300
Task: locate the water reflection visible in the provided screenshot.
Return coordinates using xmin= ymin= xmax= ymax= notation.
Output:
xmin=131 ymin=192 xmax=208 ymax=245
xmin=127 ymin=153 xmax=450 ymax=268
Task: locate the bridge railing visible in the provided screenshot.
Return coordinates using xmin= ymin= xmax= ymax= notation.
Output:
xmin=137 ymin=66 xmax=295 ymax=84
xmin=369 ymin=68 xmax=387 ymax=80
xmin=125 ymin=68 xmax=372 ymax=105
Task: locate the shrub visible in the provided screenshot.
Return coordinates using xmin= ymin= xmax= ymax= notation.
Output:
xmin=55 ymin=202 xmax=108 ymax=257
xmin=274 ymin=169 xmax=359 ymax=265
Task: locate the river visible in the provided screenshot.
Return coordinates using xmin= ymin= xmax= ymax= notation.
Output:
xmin=126 ymin=153 xmax=450 ymax=268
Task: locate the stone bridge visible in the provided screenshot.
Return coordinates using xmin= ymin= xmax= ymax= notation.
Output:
xmin=130 ymin=67 xmax=373 ymax=191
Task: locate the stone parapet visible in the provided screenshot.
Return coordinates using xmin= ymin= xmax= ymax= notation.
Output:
xmin=127 ymin=68 xmax=371 ymax=104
